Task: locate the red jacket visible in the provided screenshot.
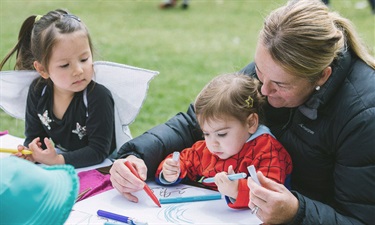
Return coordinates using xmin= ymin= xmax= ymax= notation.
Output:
xmin=155 ymin=133 xmax=292 ymax=209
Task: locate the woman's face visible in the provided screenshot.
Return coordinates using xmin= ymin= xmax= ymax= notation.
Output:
xmin=254 ymin=43 xmax=315 ymax=108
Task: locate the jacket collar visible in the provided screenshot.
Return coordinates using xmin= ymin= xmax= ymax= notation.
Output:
xmin=298 ymin=50 xmax=353 ymax=120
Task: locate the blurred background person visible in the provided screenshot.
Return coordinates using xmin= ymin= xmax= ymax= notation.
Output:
xmin=159 ymin=0 xmax=190 ymax=9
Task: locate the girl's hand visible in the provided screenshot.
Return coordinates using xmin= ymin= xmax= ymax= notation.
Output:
xmin=247 ymin=171 xmax=299 ymax=224
xmin=13 ymin=144 xmax=35 ymax=163
xmin=215 ymin=165 xmax=238 ymax=199
xmin=162 ymin=158 xmax=180 ymax=182
xmin=28 ymin=137 xmax=64 ymax=165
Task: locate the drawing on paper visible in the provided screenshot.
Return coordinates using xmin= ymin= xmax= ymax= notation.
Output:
xmin=152 ymin=186 xmax=193 ymax=198
xmin=158 ymin=204 xmax=193 ymax=224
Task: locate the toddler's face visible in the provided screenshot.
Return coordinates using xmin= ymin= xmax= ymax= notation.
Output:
xmin=201 ymin=116 xmax=251 ymax=159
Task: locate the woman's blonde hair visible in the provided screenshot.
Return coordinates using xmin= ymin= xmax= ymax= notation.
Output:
xmin=194 ymin=73 xmax=266 ymax=125
xmin=260 ymin=0 xmax=374 ymax=83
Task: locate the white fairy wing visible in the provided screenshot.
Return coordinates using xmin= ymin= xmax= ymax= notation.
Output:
xmin=0 ymin=61 xmax=158 ymax=152
xmin=0 ymin=70 xmax=39 ymax=119
xmin=93 ymin=61 xmax=158 ymax=150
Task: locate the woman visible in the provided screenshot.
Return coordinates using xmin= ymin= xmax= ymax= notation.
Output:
xmin=110 ymin=0 xmax=375 ymax=224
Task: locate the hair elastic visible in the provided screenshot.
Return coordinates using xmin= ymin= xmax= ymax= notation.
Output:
xmin=35 ymin=15 xmax=43 ymax=23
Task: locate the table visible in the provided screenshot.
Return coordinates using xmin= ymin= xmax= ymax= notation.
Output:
xmin=66 ymin=182 xmax=262 ymax=225
xmin=0 ymin=134 xmax=262 ymax=225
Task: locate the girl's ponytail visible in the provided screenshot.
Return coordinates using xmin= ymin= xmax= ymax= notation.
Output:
xmin=0 ymin=16 xmax=36 ymax=70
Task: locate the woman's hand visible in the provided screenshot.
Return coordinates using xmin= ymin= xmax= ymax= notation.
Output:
xmin=109 ymin=155 xmax=147 ymax=203
xmin=215 ymin=165 xmax=238 ymax=199
xmin=248 ymin=171 xmax=299 ymax=224
xmin=28 ymin=137 xmax=64 ymax=165
xmin=162 ymin=158 xmax=180 ymax=182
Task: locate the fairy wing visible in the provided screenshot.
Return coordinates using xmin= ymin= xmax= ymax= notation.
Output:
xmin=93 ymin=61 xmax=158 ymax=150
xmin=0 ymin=61 xmax=158 ymax=150
xmin=0 ymin=70 xmax=39 ymax=119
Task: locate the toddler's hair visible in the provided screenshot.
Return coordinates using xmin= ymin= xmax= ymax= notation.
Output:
xmin=194 ymin=73 xmax=266 ymax=125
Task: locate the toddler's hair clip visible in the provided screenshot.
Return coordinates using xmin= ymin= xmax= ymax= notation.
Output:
xmin=245 ymin=96 xmax=254 ymax=108
xmin=63 ymin=13 xmax=81 ymax=22
xmin=35 ymin=15 xmax=43 ymax=23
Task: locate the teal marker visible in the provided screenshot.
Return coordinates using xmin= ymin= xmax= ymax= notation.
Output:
xmin=202 ymin=172 xmax=247 ymax=183
xmin=159 ymin=193 xmax=222 ymax=204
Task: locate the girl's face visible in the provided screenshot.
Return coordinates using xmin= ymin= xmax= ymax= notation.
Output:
xmin=254 ymin=43 xmax=315 ymax=108
xmin=45 ymin=31 xmax=93 ymax=96
xmin=201 ymin=116 xmax=252 ymax=160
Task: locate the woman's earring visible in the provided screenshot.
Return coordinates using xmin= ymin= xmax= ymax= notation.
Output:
xmin=315 ymin=86 xmax=320 ymax=91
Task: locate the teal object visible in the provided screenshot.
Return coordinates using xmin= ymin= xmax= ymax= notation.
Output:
xmin=0 ymin=157 xmax=79 ymax=225
xmin=159 ymin=193 xmax=222 ymax=204
xmin=202 ymin=172 xmax=247 ymax=183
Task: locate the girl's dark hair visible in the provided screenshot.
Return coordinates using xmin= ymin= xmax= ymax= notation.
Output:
xmin=0 ymin=9 xmax=93 ymax=72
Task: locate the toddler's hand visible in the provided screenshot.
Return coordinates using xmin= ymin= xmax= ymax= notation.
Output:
xmin=215 ymin=165 xmax=239 ymax=199
xmin=162 ymin=158 xmax=180 ymax=183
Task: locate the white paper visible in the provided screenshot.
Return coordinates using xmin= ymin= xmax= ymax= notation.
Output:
xmin=66 ymin=182 xmax=262 ymax=225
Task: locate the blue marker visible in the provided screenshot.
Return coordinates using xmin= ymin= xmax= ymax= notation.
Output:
xmin=247 ymin=165 xmax=260 ymax=185
xmin=202 ymin=172 xmax=247 ymax=183
xmin=159 ymin=193 xmax=222 ymax=204
xmin=97 ymin=210 xmax=148 ymax=225
xmin=104 ymin=223 xmax=126 ymax=225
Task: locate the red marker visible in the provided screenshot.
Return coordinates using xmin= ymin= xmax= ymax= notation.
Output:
xmin=124 ymin=160 xmax=161 ymax=207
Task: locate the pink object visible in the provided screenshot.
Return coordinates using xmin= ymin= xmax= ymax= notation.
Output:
xmin=0 ymin=130 xmax=9 ymax=136
xmin=76 ymin=169 xmax=113 ymax=202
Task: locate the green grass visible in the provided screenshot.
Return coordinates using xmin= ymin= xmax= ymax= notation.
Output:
xmin=1 ymin=0 xmax=374 ymax=139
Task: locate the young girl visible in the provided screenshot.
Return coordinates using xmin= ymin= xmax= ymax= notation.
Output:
xmin=155 ymin=73 xmax=292 ymax=209
xmin=0 ymin=9 xmax=116 ymax=168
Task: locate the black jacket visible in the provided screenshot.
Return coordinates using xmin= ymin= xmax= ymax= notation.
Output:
xmin=118 ymin=50 xmax=375 ymax=225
